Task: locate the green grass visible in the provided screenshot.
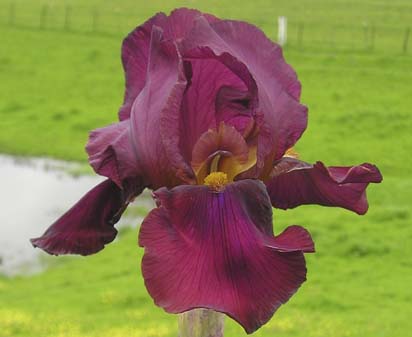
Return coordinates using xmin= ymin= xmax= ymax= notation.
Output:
xmin=1 ymin=1 xmax=412 ymax=336
xmin=0 ymin=0 xmax=411 ymax=52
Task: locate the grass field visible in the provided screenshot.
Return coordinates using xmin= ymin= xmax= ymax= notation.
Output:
xmin=1 ymin=0 xmax=411 ymax=336
xmin=1 ymin=0 xmax=411 ymax=52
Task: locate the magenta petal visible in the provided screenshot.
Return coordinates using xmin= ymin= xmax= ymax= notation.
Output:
xmin=266 ymin=158 xmax=383 ymax=215
xmin=31 ymin=179 xmax=143 ymax=256
xmin=120 ymin=8 xmax=218 ymax=121
xmin=163 ymin=45 xmax=258 ymax=170
xmin=86 ymin=120 xmax=143 ymax=188
xmin=266 ymin=226 xmax=315 ymax=253
xmin=166 ymin=8 xmax=218 ymax=40
xmin=120 ymin=13 xmax=168 ymax=121
xmin=182 ymin=16 xmax=307 ymax=165
xmin=178 ymin=57 xmax=250 ymax=161
xmin=139 ymin=179 xmax=313 ymax=333
xmin=215 ymin=85 xmax=255 ymax=136
xmin=129 ymin=26 xmax=193 ymax=187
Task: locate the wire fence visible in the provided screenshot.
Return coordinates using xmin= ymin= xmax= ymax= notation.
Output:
xmin=0 ymin=3 xmax=410 ymax=54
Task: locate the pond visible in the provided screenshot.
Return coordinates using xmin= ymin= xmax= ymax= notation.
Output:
xmin=0 ymin=154 xmax=154 ymax=276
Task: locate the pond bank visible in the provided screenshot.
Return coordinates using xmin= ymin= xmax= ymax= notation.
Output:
xmin=0 ymin=154 xmax=154 ymax=276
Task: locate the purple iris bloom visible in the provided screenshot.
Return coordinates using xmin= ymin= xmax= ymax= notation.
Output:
xmin=31 ymin=8 xmax=382 ymax=334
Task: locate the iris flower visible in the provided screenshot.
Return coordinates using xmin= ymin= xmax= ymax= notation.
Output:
xmin=31 ymin=8 xmax=382 ymax=334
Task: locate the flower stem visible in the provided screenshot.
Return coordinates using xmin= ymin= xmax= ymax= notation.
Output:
xmin=178 ymin=309 xmax=225 ymax=337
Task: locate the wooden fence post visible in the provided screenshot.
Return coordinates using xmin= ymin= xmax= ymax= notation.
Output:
xmin=370 ymin=25 xmax=376 ymax=51
xmin=403 ymin=27 xmax=410 ymax=54
xmin=8 ymin=2 xmax=15 ymax=26
xmin=363 ymin=22 xmax=369 ymax=50
xmin=64 ymin=5 xmax=72 ymax=31
xmin=329 ymin=26 xmax=335 ymax=48
xmin=297 ymin=22 xmax=304 ymax=49
xmin=40 ymin=4 xmax=48 ymax=29
xmin=92 ymin=8 xmax=99 ymax=32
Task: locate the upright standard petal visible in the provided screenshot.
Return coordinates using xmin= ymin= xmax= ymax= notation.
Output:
xmin=162 ymin=45 xmax=258 ymax=179
xmin=139 ymin=179 xmax=314 ymax=333
xmin=31 ymin=179 xmax=144 ymax=255
xmin=129 ymin=26 xmax=193 ymax=187
xmin=182 ymin=16 xmax=307 ymax=169
xmin=120 ymin=13 xmax=168 ymax=121
xmin=177 ymin=56 xmax=250 ymax=160
xmin=265 ymin=158 xmax=383 ymax=215
xmin=166 ymin=8 xmax=218 ymax=40
xmin=120 ymin=8 xmax=217 ymax=120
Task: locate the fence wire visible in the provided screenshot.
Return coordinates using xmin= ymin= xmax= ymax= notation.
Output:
xmin=0 ymin=3 xmax=410 ymax=54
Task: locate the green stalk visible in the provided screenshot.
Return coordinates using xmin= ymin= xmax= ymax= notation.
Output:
xmin=178 ymin=309 xmax=225 ymax=337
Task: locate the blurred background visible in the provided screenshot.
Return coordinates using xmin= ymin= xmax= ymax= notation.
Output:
xmin=0 ymin=0 xmax=411 ymax=336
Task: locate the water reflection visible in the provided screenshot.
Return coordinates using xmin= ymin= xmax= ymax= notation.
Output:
xmin=0 ymin=154 xmax=154 ymax=276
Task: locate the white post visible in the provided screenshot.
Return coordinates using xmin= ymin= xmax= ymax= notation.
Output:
xmin=278 ymin=16 xmax=287 ymax=46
